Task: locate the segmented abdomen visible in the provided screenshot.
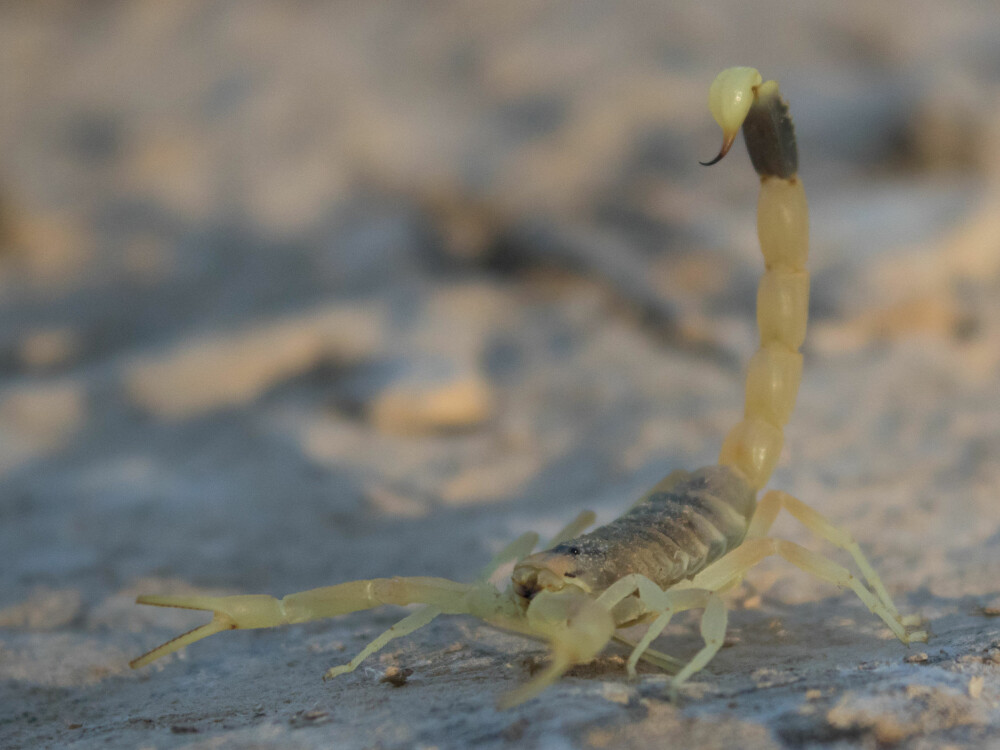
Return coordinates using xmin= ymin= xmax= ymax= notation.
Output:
xmin=550 ymin=465 xmax=756 ymax=592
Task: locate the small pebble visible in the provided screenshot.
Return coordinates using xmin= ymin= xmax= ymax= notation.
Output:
xmin=969 ymin=676 xmax=984 ymax=699
xmin=380 ymin=666 xmax=414 ymax=687
xmin=370 ymin=370 xmax=494 ymax=434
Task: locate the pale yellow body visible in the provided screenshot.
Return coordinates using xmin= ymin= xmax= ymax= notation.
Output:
xmin=129 ymin=68 xmax=927 ymax=708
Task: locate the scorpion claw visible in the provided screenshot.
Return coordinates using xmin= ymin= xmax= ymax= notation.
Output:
xmin=130 ymin=593 xmax=288 ymax=669
xmin=129 ymin=595 xmax=243 ymax=669
xmin=129 ymin=618 xmax=232 ymax=669
xmin=135 ymin=594 xmax=225 ymax=611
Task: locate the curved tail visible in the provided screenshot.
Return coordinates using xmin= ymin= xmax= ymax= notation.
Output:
xmin=703 ymin=68 xmax=810 ymax=490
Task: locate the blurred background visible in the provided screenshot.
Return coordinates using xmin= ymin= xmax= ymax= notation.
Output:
xmin=2 ymin=3 xmax=999 ymax=748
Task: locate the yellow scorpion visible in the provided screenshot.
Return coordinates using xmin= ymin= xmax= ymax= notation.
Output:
xmin=130 ymin=67 xmax=928 ymax=707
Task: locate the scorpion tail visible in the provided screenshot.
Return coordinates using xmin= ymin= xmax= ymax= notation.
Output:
xmin=703 ymin=68 xmax=809 ymax=490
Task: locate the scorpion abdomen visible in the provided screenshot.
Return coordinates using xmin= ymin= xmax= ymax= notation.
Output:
xmin=550 ymin=466 xmax=756 ymax=592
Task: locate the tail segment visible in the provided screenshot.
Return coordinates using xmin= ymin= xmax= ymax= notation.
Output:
xmin=704 ymin=69 xmax=809 ymax=489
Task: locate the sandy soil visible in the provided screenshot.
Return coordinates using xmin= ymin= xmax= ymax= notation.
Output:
xmin=2 ymin=3 xmax=1000 ymax=748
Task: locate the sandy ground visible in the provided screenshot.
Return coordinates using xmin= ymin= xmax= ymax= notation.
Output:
xmin=2 ymin=3 xmax=1000 ymax=748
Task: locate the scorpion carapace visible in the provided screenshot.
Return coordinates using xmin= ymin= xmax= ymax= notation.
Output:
xmin=130 ymin=67 xmax=928 ymax=708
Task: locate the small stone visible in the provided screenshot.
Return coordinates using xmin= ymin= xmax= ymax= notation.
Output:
xmin=288 ymin=708 xmax=330 ymax=728
xmin=905 ymin=652 xmax=929 ymax=664
xmin=370 ymin=368 xmax=493 ymax=435
xmin=18 ymin=327 xmax=79 ymax=370
xmin=0 ymin=587 xmax=82 ymax=630
xmin=0 ymin=381 xmax=86 ymax=473
xmin=380 ymin=666 xmax=414 ymax=687
xmin=501 ymin=718 xmax=529 ymax=743
xmin=600 ymin=683 xmax=633 ymax=704
xmin=364 ymin=484 xmax=429 ymax=518
xmin=969 ymin=676 xmax=984 ymax=699
xmin=126 ymin=304 xmax=381 ymax=418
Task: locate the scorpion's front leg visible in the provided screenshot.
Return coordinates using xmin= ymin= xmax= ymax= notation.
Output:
xmin=130 ymin=577 xmax=503 ymax=669
xmin=597 ymin=574 xmax=727 ymax=696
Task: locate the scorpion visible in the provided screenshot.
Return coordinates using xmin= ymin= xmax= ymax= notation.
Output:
xmin=130 ymin=67 xmax=928 ymax=707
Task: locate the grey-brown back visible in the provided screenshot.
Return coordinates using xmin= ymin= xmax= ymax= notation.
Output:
xmin=548 ymin=465 xmax=756 ymax=592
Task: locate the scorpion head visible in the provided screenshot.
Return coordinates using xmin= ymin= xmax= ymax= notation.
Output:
xmin=511 ymin=540 xmax=607 ymax=601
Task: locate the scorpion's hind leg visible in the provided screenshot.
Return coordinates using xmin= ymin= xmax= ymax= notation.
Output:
xmin=747 ymin=490 xmax=926 ymax=636
xmin=689 ymin=537 xmax=928 ymax=644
